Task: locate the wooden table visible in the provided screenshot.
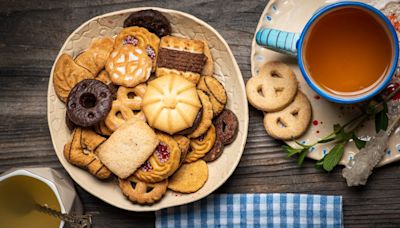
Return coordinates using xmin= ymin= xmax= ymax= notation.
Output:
xmin=1 ymin=0 xmax=400 ymax=227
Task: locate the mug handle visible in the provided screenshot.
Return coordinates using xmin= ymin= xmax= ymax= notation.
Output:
xmin=256 ymin=28 xmax=300 ymax=56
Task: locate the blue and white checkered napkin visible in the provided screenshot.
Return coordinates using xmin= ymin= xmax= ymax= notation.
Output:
xmin=156 ymin=193 xmax=342 ymax=228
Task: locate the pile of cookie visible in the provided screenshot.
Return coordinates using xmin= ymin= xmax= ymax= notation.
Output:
xmin=246 ymin=62 xmax=312 ymax=140
xmin=54 ymin=9 xmax=239 ymax=205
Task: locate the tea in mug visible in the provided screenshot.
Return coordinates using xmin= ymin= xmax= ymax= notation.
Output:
xmin=303 ymin=6 xmax=393 ymax=95
xmin=0 ymin=175 xmax=61 ymax=228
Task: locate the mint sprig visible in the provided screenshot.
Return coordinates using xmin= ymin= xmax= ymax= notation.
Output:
xmin=282 ymin=86 xmax=400 ymax=171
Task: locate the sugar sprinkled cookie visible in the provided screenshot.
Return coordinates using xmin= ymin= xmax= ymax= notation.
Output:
xmin=246 ymin=61 xmax=298 ymax=112
xmin=168 ymin=160 xmax=208 ymax=193
xmin=263 ymin=91 xmax=312 ymax=140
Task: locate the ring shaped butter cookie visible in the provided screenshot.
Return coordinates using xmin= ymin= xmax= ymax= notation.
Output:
xmin=197 ymin=76 xmax=227 ymax=117
xmin=106 ymin=45 xmax=152 ymax=87
xmin=63 ymin=128 xmax=111 ymax=179
xmin=67 ymin=79 xmax=113 ymax=127
xmin=246 ymin=61 xmax=298 ymax=112
xmin=114 ymin=26 xmax=160 ymax=69
xmin=264 ymin=91 xmax=312 ymax=140
xmin=168 ymin=160 xmax=208 ymax=193
xmin=123 ymin=10 xmax=171 ymax=37
xmin=188 ymin=90 xmax=213 ymax=138
xmin=185 ymin=124 xmax=216 ymax=163
xmin=119 ymin=177 xmax=168 ymax=205
xmin=134 ymin=133 xmax=181 ymax=183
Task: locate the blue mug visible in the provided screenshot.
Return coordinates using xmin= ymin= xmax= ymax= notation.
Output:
xmin=256 ymin=1 xmax=399 ymax=104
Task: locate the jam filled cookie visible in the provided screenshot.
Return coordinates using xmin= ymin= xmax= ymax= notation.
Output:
xmin=114 ymin=26 xmax=160 ymax=69
xmin=156 ymin=36 xmax=207 ymax=84
xmin=197 ymin=76 xmax=227 ymax=116
xmin=185 ymin=124 xmax=216 ymax=163
xmin=119 ymin=177 xmax=168 ymax=205
xmin=188 ymin=90 xmax=213 ymax=138
xmin=246 ymin=61 xmax=298 ymax=112
xmin=141 ymin=74 xmax=202 ymax=135
xmin=97 ymin=118 xmax=159 ymax=179
xmin=123 ymin=10 xmax=172 ymax=37
xmin=134 ymin=133 xmax=181 ymax=183
xmin=75 ymin=37 xmax=114 ymax=76
xmin=263 ymin=91 xmax=311 ymax=140
xmin=53 ymin=54 xmax=95 ymax=103
xmin=168 ymin=160 xmax=208 ymax=193
xmin=67 ymin=79 xmax=113 ymax=127
xmin=64 ymin=128 xmax=111 ymax=179
xmin=106 ymin=45 xmax=152 ymax=87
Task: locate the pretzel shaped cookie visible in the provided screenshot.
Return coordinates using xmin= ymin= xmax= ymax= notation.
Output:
xmin=263 ymin=92 xmax=311 ymax=140
xmin=63 ymin=128 xmax=111 ymax=179
xmin=105 ymin=85 xmax=146 ymax=132
xmin=134 ymin=133 xmax=181 ymax=183
xmin=119 ymin=177 xmax=168 ymax=204
xmin=246 ymin=62 xmax=298 ymax=112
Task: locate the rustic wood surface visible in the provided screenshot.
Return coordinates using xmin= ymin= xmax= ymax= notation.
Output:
xmin=1 ymin=0 xmax=400 ymax=227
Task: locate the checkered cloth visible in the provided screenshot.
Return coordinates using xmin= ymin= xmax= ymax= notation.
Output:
xmin=155 ymin=193 xmax=342 ymax=228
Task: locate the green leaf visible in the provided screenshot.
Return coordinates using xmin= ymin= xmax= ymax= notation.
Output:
xmin=352 ymin=133 xmax=366 ymax=150
xmin=315 ymin=159 xmax=324 ymax=169
xmin=296 ymin=148 xmax=309 ymax=166
xmin=322 ymin=143 xmax=345 ymax=172
xmin=375 ymin=102 xmax=389 ymax=133
xmin=282 ymin=145 xmax=303 ymax=157
xmin=317 ymin=137 xmax=336 ymax=144
xmin=333 ymin=124 xmax=342 ymax=133
xmin=294 ymin=140 xmax=310 ymax=148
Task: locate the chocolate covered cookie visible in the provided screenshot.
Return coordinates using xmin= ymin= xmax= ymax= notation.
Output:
xmin=123 ymin=10 xmax=171 ymax=37
xmin=214 ymin=109 xmax=239 ymax=145
xmin=67 ymin=79 xmax=113 ymax=127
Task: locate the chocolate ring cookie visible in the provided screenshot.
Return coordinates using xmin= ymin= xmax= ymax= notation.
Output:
xmin=119 ymin=177 xmax=168 ymax=204
xmin=67 ymin=79 xmax=113 ymax=127
xmin=123 ymin=10 xmax=171 ymax=37
xmin=202 ymin=136 xmax=224 ymax=162
xmin=215 ymin=109 xmax=239 ymax=145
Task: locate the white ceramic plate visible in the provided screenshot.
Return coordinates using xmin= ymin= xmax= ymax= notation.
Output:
xmin=251 ymin=0 xmax=400 ymax=166
xmin=48 ymin=7 xmax=248 ymax=211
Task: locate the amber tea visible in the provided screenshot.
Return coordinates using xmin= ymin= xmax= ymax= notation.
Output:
xmin=303 ymin=7 xmax=393 ymax=96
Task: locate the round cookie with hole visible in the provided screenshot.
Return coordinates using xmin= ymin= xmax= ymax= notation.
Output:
xmin=263 ymin=91 xmax=312 ymax=140
xmin=246 ymin=61 xmax=298 ymax=112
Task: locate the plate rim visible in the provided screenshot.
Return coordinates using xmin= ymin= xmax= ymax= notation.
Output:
xmin=47 ymin=6 xmax=248 ymax=211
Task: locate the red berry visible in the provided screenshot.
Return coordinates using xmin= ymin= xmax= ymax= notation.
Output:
xmin=146 ymin=46 xmax=156 ymax=60
xmin=140 ymin=160 xmax=152 ymax=172
xmin=123 ymin=36 xmax=138 ymax=46
xmin=386 ymin=82 xmax=400 ymax=100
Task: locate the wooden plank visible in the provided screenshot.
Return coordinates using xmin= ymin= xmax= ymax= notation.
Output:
xmin=1 ymin=0 xmax=400 ymax=227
